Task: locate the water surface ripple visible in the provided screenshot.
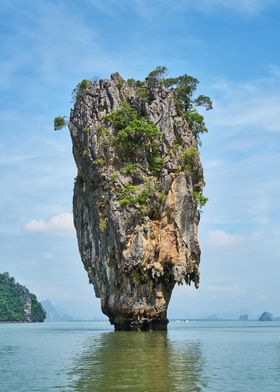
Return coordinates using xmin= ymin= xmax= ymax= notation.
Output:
xmin=0 ymin=321 xmax=279 ymax=391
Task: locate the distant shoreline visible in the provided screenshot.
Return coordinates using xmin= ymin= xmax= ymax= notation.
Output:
xmin=0 ymin=321 xmax=45 ymax=324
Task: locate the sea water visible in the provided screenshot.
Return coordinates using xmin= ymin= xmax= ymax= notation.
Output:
xmin=0 ymin=320 xmax=279 ymax=391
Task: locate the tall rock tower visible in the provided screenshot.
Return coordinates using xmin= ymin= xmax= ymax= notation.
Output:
xmin=69 ymin=69 xmax=210 ymax=330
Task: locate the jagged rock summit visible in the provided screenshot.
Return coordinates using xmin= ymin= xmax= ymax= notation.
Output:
xmin=69 ymin=68 xmax=210 ymax=330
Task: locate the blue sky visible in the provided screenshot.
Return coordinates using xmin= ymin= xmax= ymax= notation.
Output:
xmin=1 ymin=0 xmax=280 ymax=319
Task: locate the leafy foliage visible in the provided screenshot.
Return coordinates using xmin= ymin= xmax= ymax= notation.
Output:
xmin=30 ymin=294 xmax=46 ymax=322
xmin=193 ymin=191 xmax=208 ymax=209
xmin=54 ymin=116 xmax=67 ymax=131
xmin=103 ymin=102 xmax=138 ymax=130
xmin=118 ymin=180 xmax=161 ymax=208
xmin=116 ymin=119 xmax=161 ymax=152
xmin=178 ymin=147 xmax=199 ymax=172
xmin=120 ymin=163 xmax=140 ymax=175
xmin=72 ymin=79 xmax=92 ymax=101
xmin=119 ymin=183 xmax=138 ymax=207
xmin=98 ymin=216 xmax=108 ymax=232
xmin=103 ymin=103 xmax=163 ymax=174
xmin=79 ymin=79 xmax=91 ymax=91
xmin=0 ymin=272 xmax=46 ymax=322
xmin=194 ymin=95 xmax=213 ymax=110
xmin=94 ymin=158 xmax=105 ymax=166
xmin=145 ymin=66 xmax=213 ymax=142
xmin=146 ymin=66 xmax=168 ymax=86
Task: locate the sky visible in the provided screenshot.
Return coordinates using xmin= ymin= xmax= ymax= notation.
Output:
xmin=1 ymin=0 xmax=280 ymax=320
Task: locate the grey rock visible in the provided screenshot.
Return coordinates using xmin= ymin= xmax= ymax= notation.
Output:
xmin=69 ymin=74 xmax=205 ymax=330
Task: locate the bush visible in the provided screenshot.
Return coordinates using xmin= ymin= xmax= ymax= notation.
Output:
xmin=103 ymin=102 xmax=138 ymax=130
xmin=146 ymin=66 xmax=212 ymax=142
xmin=103 ymin=103 xmax=163 ymax=174
xmin=147 ymin=155 xmax=164 ymax=174
xmin=54 ymin=116 xmax=67 ymax=131
xmin=116 ymin=80 xmax=125 ymax=90
xmin=72 ymin=79 xmax=92 ymax=101
xmin=118 ymin=180 xmax=160 ymax=208
xmin=193 ymin=191 xmax=208 ymax=208
xmin=79 ymin=79 xmax=91 ymax=91
xmin=145 ymin=66 xmax=168 ymax=87
xmin=178 ymin=147 xmax=199 ymax=172
xmin=94 ymin=158 xmax=105 ymax=166
xmin=119 ymin=183 xmax=138 ymax=207
xmin=110 ymin=171 xmax=118 ymax=182
xmin=74 ymin=175 xmax=84 ymax=187
xmin=186 ymin=111 xmax=207 ymax=137
xmin=120 ymin=163 xmax=140 ymax=175
xmin=99 ymin=216 xmax=108 ymax=232
xmin=116 ymin=118 xmax=162 ymax=152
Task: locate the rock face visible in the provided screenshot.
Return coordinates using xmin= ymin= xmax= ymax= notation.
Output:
xmin=69 ymin=73 xmax=205 ymax=330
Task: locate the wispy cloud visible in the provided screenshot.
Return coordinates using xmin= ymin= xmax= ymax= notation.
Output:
xmin=188 ymin=0 xmax=278 ymax=13
xmin=207 ymin=74 xmax=280 ymax=133
xmin=207 ymin=230 xmax=243 ymax=247
xmin=24 ymin=212 xmax=75 ymax=235
xmin=41 ymin=251 xmax=54 ymax=260
xmin=203 ymin=283 xmax=247 ymax=297
xmin=87 ymin=0 xmax=278 ymax=16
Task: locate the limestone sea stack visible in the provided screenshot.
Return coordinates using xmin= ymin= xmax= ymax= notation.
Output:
xmin=69 ymin=69 xmax=210 ymax=330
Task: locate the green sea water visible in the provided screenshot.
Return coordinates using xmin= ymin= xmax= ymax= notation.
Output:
xmin=0 ymin=320 xmax=279 ymax=391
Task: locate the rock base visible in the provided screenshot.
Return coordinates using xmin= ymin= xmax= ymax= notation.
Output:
xmin=112 ymin=318 xmax=169 ymax=332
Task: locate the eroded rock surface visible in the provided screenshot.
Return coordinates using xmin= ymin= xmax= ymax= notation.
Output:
xmin=69 ymin=73 xmax=205 ymax=330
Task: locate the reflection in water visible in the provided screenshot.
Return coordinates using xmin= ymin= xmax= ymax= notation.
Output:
xmin=70 ymin=332 xmax=206 ymax=392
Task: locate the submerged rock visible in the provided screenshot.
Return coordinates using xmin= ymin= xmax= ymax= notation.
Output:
xmin=69 ymin=71 xmax=208 ymax=330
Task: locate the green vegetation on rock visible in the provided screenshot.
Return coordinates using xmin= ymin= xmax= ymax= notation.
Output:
xmin=147 ymin=66 xmax=212 ymax=143
xmin=120 ymin=163 xmax=140 ymax=175
xmin=193 ymin=191 xmax=208 ymax=209
xmin=69 ymin=67 xmax=211 ymax=215
xmin=178 ymin=147 xmax=199 ymax=172
xmin=54 ymin=116 xmax=67 ymax=131
xmin=30 ymin=294 xmax=46 ymax=322
xmin=0 ymin=272 xmax=46 ymax=322
xmin=118 ymin=180 xmax=160 ymax=209
xmin=103 ymin=103 xmax=163 ymax=175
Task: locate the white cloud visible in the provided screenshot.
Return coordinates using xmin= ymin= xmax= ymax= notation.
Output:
xmin=203 ymin=284 xmax=246 ymax=296
xmin=41 ymin=251 xmax=54 ymax=260
xmin=191 ymin=0 xmax=277 ymax=13
xmin=207 ymin=230 xmax=243 ymax=247
xmin=87 ymin=0 xmax=278 ymax=16
xmin=207 ymin=74 xmax=280 ymax=133
xmin=24 ymin=212 xmax=75 ymax=235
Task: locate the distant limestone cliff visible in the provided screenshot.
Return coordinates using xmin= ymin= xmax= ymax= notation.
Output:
xmin=68 ymin=67 xmax=211 ymax=330
xmin=0 ymin=272 xmax=46 ymax=322
xmin=41 ymin=300 xmax=73 ymax=322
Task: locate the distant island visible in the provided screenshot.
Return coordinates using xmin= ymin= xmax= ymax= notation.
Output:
xmin=259 ymin=311 xmax=273 ymax=321
xmin=0 ymin=272 xmax=46 ymax=322
xmin=41 ymin=300 xmax=73 ymax=322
